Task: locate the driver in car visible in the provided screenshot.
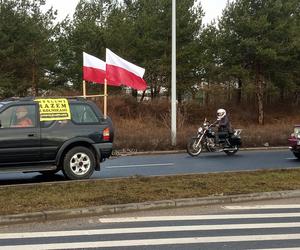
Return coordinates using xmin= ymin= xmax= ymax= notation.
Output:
xmin=14 ymin=106 xmax=33 ymax=127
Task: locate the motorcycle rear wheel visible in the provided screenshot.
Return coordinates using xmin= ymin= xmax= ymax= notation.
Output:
xmin=224 ymin=147 xmax=239 ymax=156
xmin=187 ymin=138 xmax=202 ymax=156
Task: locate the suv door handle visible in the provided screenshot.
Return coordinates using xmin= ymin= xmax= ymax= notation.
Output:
xmin=28 ymin=133 xmax=35 ymax=137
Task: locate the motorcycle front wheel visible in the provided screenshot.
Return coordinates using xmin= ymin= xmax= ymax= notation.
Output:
xmin=187 ymin=137 xmax=202 ymax=156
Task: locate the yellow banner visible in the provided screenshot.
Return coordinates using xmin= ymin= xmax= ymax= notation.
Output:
xmin=35 ymin=98 xmax=71 ymax=121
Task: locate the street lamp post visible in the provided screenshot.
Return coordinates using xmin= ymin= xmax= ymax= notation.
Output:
xmin=171 ymin=0 xmax=177 ymax=146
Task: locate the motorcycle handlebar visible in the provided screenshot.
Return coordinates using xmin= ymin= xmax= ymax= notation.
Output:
xmin=208 ymin=120 xmax=219 ymax=127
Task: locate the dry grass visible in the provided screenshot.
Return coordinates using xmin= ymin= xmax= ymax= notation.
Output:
xmin=96 ymin=96 xmax=298 ymax=151
xmin=1 ymin=169 xmax=300 ymax=215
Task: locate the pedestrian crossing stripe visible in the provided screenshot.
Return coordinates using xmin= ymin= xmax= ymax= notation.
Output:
xmin=0 ymin=222 xmax=300 ymax=239
xmin=99 ymin=212 xmax=300 ymax=223
xmin=224 ymin=205 xmax=300 ymax=210
xmin=2 ymin=234 xmax=300 ymax=250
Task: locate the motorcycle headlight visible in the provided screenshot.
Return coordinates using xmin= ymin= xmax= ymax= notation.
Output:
xmin=198 ymin=127 xmax=203 ymax=133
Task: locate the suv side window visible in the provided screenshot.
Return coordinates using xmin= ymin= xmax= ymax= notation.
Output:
xmin=0 ymin=105 xmax=36 ymax=128
xmin=70 ymin=104 xmax=99 ymax=124
xmin=40 ymin=121 xmax=55 ymax=128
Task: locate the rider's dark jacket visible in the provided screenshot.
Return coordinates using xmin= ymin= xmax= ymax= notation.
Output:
xmin=217 ymin=115 xmax=232 ymax=133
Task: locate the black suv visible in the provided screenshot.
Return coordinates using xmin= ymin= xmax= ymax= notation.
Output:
xmin=0 ymin=97 xmax=114 ymax=180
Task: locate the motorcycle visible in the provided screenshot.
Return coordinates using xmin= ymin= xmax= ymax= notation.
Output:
xmin=187 ymin=119 xmax=242 ymax=156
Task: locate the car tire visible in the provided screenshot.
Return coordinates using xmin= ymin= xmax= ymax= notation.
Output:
xmin=62 ymin=146 xmax=95 ymax=180
xmin=293 ymin=152 xmax=300 ymax=159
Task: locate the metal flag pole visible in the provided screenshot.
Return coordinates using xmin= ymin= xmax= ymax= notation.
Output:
xmin=104 ymin=78 xmax=108 ymax=119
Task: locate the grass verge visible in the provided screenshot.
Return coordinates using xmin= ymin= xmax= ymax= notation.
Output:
xmin=2 ymin=168 xmax=300 ymax=215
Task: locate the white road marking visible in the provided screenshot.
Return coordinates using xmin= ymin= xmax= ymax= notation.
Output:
xmin=224 ymin=205 xmax=300 ymax=210
xmin=105 ymin=163 xmax=174 ymax=169
xmin=3 ymin=234 xmax=300 ymax=249
xmin=99 ymin=213 xmax=300 ymax=223
xmin=255 ymin=248 xmax=300 ymax=250
xmin=1 ymin=222 xmax=300 ymax=239
xmin=285 ymin=157 xmax=297 ymax=160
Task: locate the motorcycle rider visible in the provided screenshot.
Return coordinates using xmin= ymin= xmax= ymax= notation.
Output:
xmin=215 ymin=108 xmax=232 ymax=144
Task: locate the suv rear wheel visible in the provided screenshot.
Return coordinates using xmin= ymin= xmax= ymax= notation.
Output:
xmin=62 ymin=146 xmax=95 ymax=180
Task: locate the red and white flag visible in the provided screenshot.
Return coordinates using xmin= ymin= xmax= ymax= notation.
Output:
xmin=83 ymin=52 xmax=106 ymax=84
xmin=106 ymin=49 xmax=147 ymax=91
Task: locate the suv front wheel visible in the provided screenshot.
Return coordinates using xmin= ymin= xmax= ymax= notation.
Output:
xmin=62 ymin=146 xmax=95 ymax=180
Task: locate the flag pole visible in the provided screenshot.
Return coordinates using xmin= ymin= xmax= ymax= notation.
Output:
xmin=83 ymin=80 xmax=87 ymax=99
xmin=104 ymin=78 xmax=107 ymax=119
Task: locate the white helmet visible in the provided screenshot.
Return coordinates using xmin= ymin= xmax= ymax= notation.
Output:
xmin=217 ymin=108 xmax=226 ymax=120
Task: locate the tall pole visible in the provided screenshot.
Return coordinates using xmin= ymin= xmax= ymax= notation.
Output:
xmin=171 ymin=0 xmax=177 ymax=146
xmin=104 ymin=79 xmax=108 ymax=119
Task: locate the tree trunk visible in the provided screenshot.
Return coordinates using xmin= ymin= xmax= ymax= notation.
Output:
xmin=32 ymin=45 xmax=37 ymax=96
xmin=150 ymin=84 xmax=154 ymax=100
xmin=227 ymin=82 xmax=231 ymax=103
xmin=255 ymin=68 xmax=264 ymax=125
xmin=32 ymin=64 xmax=36 ymax=96
xmin=131 ymin=89 xmax=137 ymax=98
xmin=237 ymin=78 xmax=242 ymax=104
xmin=153 ymin=84 xmax=159 ymax=99
xmin=205 ymin=80 xmax=210 ymax=106
xmin=294 ymin=92 xmax=299 ymax=105
xmin=139 ymin=90 xmax=146 ymax=102
xmin=177 ymin=91 xmax=182 ymax=104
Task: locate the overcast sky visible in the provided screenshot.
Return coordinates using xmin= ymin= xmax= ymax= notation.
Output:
xmin=42 ymin=0 xmax=231 ymax=24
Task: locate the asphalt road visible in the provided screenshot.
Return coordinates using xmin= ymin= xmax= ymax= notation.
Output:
xmin=1 ymin=199 xmax=300 ymax=249
xmin=0 ymin=149 xmax=299 ymax=186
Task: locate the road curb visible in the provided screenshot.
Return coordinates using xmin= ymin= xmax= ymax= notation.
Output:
xmin=115 ymin=146 xmax=289 ymax=157
xmin=1 ymin=189 xmax=300 ymax=226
